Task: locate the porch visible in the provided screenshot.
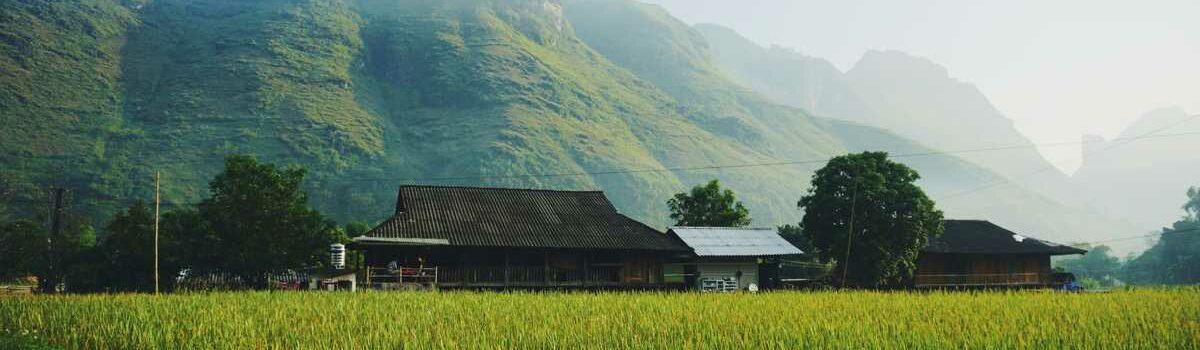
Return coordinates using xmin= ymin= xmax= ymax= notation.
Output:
xmin=914 ymin=272 xmax=1061 ymax=288
xmin=357 ymin=246 xmax=672 ymax=290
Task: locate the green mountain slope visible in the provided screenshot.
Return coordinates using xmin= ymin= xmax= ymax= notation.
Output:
xmin=0 ymin=0 xmax=1141 ymax=248
xmin=1 ymin=0 xmax=806 ymax=226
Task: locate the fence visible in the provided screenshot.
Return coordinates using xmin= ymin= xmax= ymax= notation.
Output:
xmin=0 ymin=277 xmax=37 ymax=295
xmin=368 ymin=265 xmax=633 ymax=288
xmin=914 ymin=273 xmax=1049 ymax=288
xmin=175 ymin=270 xmax=311 ymax=291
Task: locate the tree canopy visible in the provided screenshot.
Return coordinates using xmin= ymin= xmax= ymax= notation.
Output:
xmin=667 ymin=180 xmax=751 ymax=227
xmin=89 ymin=201 xmax=162 ymax=292
xmin=777 ymin=224 xmax=815 ymax=255
xmin=1121 ymin=186 xmax=1200 ymax=285
xmin=0 ymin=220 xmax=43 ymax=280
xmin=1184 ymin=187 xmax=1199 ymax=221
xmin=183 ymin=155 xmax=340 ymax=286
xmin=1054 ymin=244 xmax=1121 ymax=288
xmin=798 ymin=152 xmax=943 ymax=288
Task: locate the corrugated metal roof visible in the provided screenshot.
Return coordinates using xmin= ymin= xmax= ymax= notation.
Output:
xmin=668 ymin=227 xmax=803 ymax=257
xmin=362 ymin=186 xmax=689 ymax=251
xmin=924 ymin=220 xmax=1086 ymax=255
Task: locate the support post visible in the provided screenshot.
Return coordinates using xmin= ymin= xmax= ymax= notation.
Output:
xmin=841 ymin=181 xmax=857 ymax=288
xmin=582 ymin=255 xmax=590 ymax=288
xmin=154 ymin=171 xmax=160 ymax=295
xmin=42 ymin=187 xmax=66 ymax=294
xmin=503 ymin=251 xmax=510 ymax=287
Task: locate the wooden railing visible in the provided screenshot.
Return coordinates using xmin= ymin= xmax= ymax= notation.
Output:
xmin=914 ymin=273 xmax=1051 ymax=288
xmin=587 ymin=265 xmax=623 ymax=285
xmin=176 ymin=270 xmax=310 ymax=291
xmin=365 ymin=266 xmax=437 ymax=289
xmin=365 ymin=265 xmax=638 ymax=288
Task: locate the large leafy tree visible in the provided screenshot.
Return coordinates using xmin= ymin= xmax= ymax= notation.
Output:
xmin=186 ymin=155 xmax=340 ymax=287
xmin=667 ymin=179 xmax=751 ymax=227
xmin=798 ymin=152 xmax=943 ymax=288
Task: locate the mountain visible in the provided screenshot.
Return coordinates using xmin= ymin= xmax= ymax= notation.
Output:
xmin=694 ymin=24 xmax=877 ymax=131
xmin=1 ymin=0 xmax=826 ymax=227
xmin=696 ymin=24 xmax=1090 ymax=202
xmin=1074 ymin=107 xmax=1200 ymax=229
xmin=0 ymin=0 xmax=1138 ymax=249
xmin=691 ymin=22 xmax=1152 ymax=251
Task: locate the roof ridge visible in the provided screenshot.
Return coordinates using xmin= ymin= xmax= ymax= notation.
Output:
xmin=670 ymin=226 xmax=774 ymax=230
xmin=399 ymin=184 xmax=604 ymax=194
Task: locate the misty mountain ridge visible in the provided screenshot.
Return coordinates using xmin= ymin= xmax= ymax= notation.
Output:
xmin=1074 ymin=106 xmax=1199 ymax=230
xmin=695 ymin=22 xmax=1175 ymax=252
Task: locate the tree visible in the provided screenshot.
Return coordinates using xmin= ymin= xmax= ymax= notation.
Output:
xmin=92 ymin=201 xmax=159 ymax=292
xmin=37 ymin=217 xmax=96 ymax=293
xmin=1185 ymin=187 xmax=1199 ymax=221
xmin=777 ymin=224 xmax=815 ymax=255
xmin=0 ymin=220 xmax=43 ymax=280
xmin=1054 ymin=244 xmax=1121 ymax=287
xmin=1121 ymin=186 xmax=1200 ymax=285
xmin=188 ymin=155 xmax=339 ymax=287
xmin=667 ymin=180 xmax=750 ymax=227
xmin=0 ymin=191 xmax=97 ymax=292
xmin=0 ymin=174 xmax=15 ymax=221
xmin=798 ymin=152 xmax=943 ymax=288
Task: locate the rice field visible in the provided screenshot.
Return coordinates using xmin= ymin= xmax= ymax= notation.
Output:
xmin=1 ymin=289 xmax=1197 ymax=349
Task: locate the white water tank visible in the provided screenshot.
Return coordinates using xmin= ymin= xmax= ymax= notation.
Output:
xmin=330 ymin=243 xmax=346 ymax=269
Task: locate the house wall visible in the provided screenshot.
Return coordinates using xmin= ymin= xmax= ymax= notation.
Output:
xmin=917 ymin=253 xmax=1051 ymax=275
xmin=915 ymin=253 xmax=1053 ymax=287
xmin=699 ymin=262 xmax=757 ymax=290
xmin=358 ymin=246 xmax=666 ymax=288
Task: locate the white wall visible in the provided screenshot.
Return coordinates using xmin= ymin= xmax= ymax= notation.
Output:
xmin=698 ymin=261 xmax=758 ymax=290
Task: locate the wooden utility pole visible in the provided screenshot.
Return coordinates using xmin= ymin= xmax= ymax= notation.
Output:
xmin=841 ymin=181 xmax=857 ymax=289
xmin=154 ymin=171 xmax=160 ymax=295
xmin=41 ymin=187 xmax=67 ymax=293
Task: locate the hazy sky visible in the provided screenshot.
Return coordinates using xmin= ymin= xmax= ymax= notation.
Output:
xmin=641 ymin=0 xmax=1199 ymax=173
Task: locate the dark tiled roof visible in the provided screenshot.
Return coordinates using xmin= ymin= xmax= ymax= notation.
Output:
xmin=362 ymin=186 xmax=689 ymax=251
xmin=924 ymin=220 xmax=1086 ymax=255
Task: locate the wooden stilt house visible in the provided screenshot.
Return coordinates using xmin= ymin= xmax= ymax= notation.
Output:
xmin=914 ymin=220 xmax=1086 ymax=288
xmin=349 ymin=186 xmax=690 ymax=290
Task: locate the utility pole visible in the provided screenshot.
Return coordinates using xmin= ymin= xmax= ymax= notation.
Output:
xmin=43 ymin=187 xmax=66 ymax=294
xmin=154 ymin=171 xmax=161 ymax=295
xmin=841 ymin=181 xmax=857 ymax=289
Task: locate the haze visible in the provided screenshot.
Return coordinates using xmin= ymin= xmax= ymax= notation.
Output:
xmin=643 ymin=0 xmax=1200 ymax=174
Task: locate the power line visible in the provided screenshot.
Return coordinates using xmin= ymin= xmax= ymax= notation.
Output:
xmin=3 ymin=116 xmax=1196 ymax=227
xmin=939 ymin=114 xmax=1200 ymax=201
xmin=333 ymin=129 xmax=1200 ymax=184
xmin=1071 ymin=227 xmax=1200 ymax=247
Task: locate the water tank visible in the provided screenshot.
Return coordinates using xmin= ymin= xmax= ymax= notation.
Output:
xmin=330 ymin=243 xmax=346 ymax=269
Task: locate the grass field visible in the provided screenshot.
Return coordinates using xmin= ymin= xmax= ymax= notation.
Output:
xmin=1 ymin=289 xmax=1197 ymax=349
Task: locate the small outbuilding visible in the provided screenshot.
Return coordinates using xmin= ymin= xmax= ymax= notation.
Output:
xmin=666 ymin=227 xmax=803 ymax=292
xmin=307 ymin=268 xmax=357 ymax=292
xmin=914 ymin=220 xmax=1086 ymax=289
